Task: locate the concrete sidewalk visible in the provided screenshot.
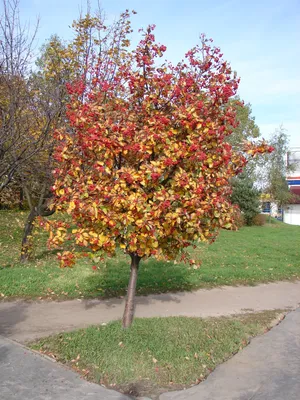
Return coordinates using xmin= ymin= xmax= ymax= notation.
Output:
xmin=1 ymin=308 xmax=299 ymax=400
xmin=0 ymin=336 xmax=131 ymax=400
xmin=160 ymin=308 xmax=300 ymax=400
xmin=1 ymin=280 xmax=300 ymax=343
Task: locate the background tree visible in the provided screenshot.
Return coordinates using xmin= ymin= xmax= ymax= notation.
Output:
xmin=230 ymin=172 xmax=260 ymax=225
xmin=259 ymin=126 xmax=293 ymax=208
xmin=0 ymin=0 xmax=65 ymax=261
xmin=43 ymin=25 xmax=272 ymax=328
xmin=227 ymin=96 xmax=263 ymax=180
xmin=0 ymin=0 xmax=44 ymax=191
xmin=0 ymin=181 xmax=23 ymax=209
xmin=18 ymin=38 xmax=67 ymax=261
xmin=226 ymin=97 xmax=262 ymax=224
xmin=228 ymin=96 xmax=260 ymax=147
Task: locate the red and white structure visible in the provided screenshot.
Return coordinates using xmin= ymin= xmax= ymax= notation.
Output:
xmin=284 ymin=147 xmax=300 ymax=225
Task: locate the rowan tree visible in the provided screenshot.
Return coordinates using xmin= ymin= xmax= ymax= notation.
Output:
xmin=45 ymin=25 xmax=272 ymax=327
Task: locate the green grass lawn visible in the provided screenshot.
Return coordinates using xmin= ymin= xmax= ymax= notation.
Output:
xmin=0 ymin=210 xmax=299 ymax=300
xmin=30 ymin=311 xmax=283 ymax=398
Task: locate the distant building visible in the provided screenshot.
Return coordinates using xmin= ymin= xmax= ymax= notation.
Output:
xmin=284 ymin=147 xmax=300 ymax=225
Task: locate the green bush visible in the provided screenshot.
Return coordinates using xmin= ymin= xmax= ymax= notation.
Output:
xmin=230 ymin=173 xmax=260 ymax=226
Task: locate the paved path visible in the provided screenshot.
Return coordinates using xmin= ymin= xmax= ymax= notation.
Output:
xmin=160 ymin=307 xmax=300 ymax=400
xmin=1 ymin=281 xmax=300 ymax=343
xmin=1 ymin=308 xmax=299 ymax=400
xmin=0 ymin=336 xmax=130 ymax=400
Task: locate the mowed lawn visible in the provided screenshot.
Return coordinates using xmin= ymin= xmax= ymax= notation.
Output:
xmin=30 ymin=311 xmax=283 ymax=397
xmin=0 ymin=210 xmax=299 ymax=300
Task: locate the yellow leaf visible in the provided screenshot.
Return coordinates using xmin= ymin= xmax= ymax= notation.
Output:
xmin=93 ymin=206 xmax=98 ymax=218
xmin=98 ymin=233 xmax=107 ymax=245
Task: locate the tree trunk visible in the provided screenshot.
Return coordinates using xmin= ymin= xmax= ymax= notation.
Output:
xmin=20 ymin=207 xmax=37 ymax=262
xmin=122 ymin=253 xmax=141 ymax=328
xmin=19 ymin=187 xmax=24 ymax=210
xmin=20 ymin=183 xmax=55 ymax=262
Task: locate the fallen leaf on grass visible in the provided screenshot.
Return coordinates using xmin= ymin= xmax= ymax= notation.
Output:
xmin=71 ymin=354 xmax=80 ymax=362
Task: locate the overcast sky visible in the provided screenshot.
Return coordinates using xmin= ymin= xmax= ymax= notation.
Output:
xmin=18 ymin=0 xmax=300 ymax=147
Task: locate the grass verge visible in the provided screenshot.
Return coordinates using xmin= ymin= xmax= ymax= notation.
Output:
xmin=0 ymin=210 xmax=299 ymax=300
xmin=30 ymin=310 xmax=284 ymax=399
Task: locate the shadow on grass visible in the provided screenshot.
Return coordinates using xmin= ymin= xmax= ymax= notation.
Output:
xmin=0 ymin=247 xmax=59 ymax=269
xmin=80 ymin=257 xmax=196 ymax=309
xmin=33 ymin=248 xmax=60 ymax=261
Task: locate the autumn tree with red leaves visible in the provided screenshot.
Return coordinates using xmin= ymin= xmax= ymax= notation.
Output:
xmin=45 ymin=24 xmax=272 ymax=328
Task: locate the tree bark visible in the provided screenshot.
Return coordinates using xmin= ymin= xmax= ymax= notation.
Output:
xmin=20 ymin=207 xmax=37 ymax=262
xmin=122 ymin=253 xmax=141 ymax=328
xmin=20 ymin=204 xmax=55 ymax=262
xmin=20 ymin=183 xmax=55 ymax=262
xmin=19 ymin=187 xmax=24 ymax=210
